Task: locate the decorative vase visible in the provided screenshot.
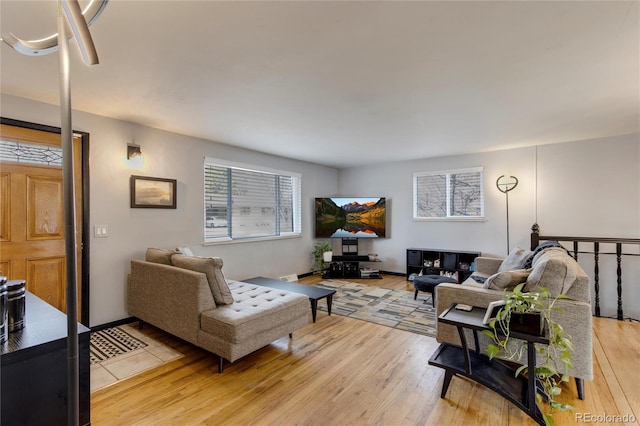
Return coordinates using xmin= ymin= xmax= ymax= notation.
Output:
xmin=323 ymin=251 xmax=333 ymax=262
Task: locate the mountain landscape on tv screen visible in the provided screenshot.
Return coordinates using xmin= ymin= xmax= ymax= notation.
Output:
xmin=315 ymin=197 xmax=386 ymax=238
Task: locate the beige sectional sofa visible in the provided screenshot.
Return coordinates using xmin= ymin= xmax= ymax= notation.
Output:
xmin=435 ymin=245 xmax=593 ymax=399
xmin=127 ymin=249 xmax=309 ymax=372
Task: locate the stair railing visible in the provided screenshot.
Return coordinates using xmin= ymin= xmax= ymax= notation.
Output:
xmin=531 ymin=223 xmax=640 ymax=320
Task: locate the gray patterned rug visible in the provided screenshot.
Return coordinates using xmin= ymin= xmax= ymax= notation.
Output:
xmin=90 ymin=326 xmax=148 ymax=365
xmin=315 ymin=280 xmax=436 ymax=337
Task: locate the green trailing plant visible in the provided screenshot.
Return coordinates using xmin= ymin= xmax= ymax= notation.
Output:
xmin=312 ymin=241 xmax=332 ymax=274
xmin=482 ymin=283 xmax=575 ymax=426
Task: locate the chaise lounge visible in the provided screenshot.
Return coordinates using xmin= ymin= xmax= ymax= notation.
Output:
xmin=127 ymin=249 xmax=309 ymax=372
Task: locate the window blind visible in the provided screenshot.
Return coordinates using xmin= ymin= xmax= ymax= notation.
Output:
xmin=204 ymin=159 xmax=301 ymax=242
xmin=414 ymin=167 xmax=484 ymax=219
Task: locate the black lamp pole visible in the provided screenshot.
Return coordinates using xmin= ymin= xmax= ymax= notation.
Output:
xmin=496 ymin=175 xmax=519 ymax=254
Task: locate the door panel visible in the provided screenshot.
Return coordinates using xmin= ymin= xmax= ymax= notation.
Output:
xmin=0 ymin=173 xmax=9 ymax=241
xmin=27 ymin=257 xmax=66 ymax=311
xmin=0 ymin=260 xmax=10 ymax=277
xmin=27 ymin=175 xmax=64 ymax=240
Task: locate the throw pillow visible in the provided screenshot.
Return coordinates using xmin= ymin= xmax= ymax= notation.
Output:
xmin=175 ymin=246 xmax=194 ymax=257
xmin=523 ymin=241 xmax=568 ymax=269
xmin=145 ymin=248 xmax=174 ymax=265
xmin=171 ymin=254 xmax=234 ymax=305
xmin=524 ymin=247 xmax=577 ymax=296
xmin=483 ymin=269 xmax=531 ymax=290
xmin=498 ymin=247 xmax=532 ymax=272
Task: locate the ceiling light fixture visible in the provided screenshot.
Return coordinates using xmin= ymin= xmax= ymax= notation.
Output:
xmin=1 ymin=0 xmax=108 ymax=64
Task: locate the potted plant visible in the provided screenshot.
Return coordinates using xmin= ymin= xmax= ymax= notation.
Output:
xmin=482 ymin=283 xmax=574 ymax=426
xmin=312 ymin=241 xmax=333 ymax=274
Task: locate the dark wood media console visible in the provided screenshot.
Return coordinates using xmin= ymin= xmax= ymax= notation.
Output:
xmin=323 ymin=238 xmax=382 ymax=279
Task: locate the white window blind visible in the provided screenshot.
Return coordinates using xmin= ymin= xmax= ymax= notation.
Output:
xmin=413 ymin=167 xmax=484 ymax=219
xmin=204 ymin=158 xmax=301 ymax=242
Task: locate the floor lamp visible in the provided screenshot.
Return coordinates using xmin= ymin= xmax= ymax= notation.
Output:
xmin=2 ymin=1 xmax=107 ymax=424
xmin=496 ymin=175 xmax=519 ymax=254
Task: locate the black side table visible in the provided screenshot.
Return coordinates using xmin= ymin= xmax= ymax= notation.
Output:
xmin=428 ymin=303 xmax=549 ymax=426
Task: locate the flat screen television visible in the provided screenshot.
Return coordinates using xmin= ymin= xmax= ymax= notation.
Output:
xmin=315 ymin=197 xmax=386 ymax=238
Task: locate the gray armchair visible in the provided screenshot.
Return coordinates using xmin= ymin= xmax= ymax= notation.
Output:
xmin=435 ymin=252 xmax=593 ymax=400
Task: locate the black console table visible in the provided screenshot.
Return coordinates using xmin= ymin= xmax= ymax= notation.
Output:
xmin=1 ymin=292 xmax=91 ymax=425
xmin=406 ymin=248 xmax=480 ymax=282
xmin=429 ymin=304 xmax=548 ymax=426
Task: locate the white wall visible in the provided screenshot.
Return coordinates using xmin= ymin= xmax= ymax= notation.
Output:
xmin=3 ymin=94 xmax=639 ymax=323
xmin=1 ymin=95 xmax=339 ymax=326
xmin=339 ymin=134 xmax=640 ymax=320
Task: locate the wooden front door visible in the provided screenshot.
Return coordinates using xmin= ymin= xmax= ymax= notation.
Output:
xmin=0 ymin=123 xmax=83 ymax=314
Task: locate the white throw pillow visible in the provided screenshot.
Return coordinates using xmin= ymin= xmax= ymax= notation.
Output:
xmin=175 ymin=246 xmax=194 ymax=257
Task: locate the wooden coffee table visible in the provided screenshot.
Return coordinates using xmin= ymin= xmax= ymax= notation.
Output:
xmin=244 ymin=277 xmax=336 ymax=323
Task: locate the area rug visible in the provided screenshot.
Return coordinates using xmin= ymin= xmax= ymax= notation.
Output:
xmin=315 ymin=280 xmax=437 ymax=337
xmin=90 ymin=326 xmax=148 ymax=364
xmin=90 ymin=323 xmax=183 ymax=392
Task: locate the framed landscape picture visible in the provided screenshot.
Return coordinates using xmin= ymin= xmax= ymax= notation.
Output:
xmin=130 ymin=175 xmax=177 ymax=208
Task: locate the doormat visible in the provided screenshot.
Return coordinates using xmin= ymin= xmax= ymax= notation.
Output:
xmin=90 ymin=326 xmax=148 ymax=364
xmin=315 ymin=280 xmax=437 ymax=338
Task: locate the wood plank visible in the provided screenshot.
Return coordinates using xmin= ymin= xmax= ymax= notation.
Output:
xmin=91 ymin=274 xmax=640 ymax=425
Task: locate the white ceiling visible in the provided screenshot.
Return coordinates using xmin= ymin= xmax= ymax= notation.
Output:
xmin=1 ymin=1 xmax=638 ymax=168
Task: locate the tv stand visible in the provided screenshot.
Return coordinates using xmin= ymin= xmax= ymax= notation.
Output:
xmin=323 ymin=238 xmax=381 ymax=279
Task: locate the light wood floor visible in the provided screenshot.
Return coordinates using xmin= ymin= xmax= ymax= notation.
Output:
xmin=91 ymin=274 xmax=640 ymax=425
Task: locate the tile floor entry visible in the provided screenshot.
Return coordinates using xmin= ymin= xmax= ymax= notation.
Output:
xmin=90 ymin=323 xmax=183 ymax=393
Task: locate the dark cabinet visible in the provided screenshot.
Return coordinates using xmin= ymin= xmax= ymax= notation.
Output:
xmin=406 ymin=248 xmax=480 ymax=283
xmin=1 ymin=292 xmax=90 ymax=426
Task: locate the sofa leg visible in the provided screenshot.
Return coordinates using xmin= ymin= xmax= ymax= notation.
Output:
xmin=575 ymin=377 xmax=585 ymax=400
xmin=138 ymin=320 xmax=144 ymax=330
xmin=289 ymin=333 xmax=293 ymax=338
xmin=218 ymin=356 xmax=225 ymax=373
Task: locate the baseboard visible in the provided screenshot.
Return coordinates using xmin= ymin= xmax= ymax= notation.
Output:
xmin=298 ymin=272 xmax=314 ymax=279
xmin=301 ymin=270 xmax=405 ymax=278
xmin=91 ymin=316 xmax=138 ymax=332
xmin=381 ymin=270 xmax=405 ymax=277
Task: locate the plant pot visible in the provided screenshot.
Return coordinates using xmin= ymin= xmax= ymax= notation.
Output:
xmin=323 ymin=251 xmax=333 ymax=262
xmin=509 ymin=312 xmax=544 ymax=336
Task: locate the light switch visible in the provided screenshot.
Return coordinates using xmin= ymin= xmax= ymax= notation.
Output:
xmin=94 ymin=225 xmax=109 ymax=238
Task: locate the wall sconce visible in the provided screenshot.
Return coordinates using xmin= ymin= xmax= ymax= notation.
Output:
xmin=127 ymin=143 xmax=142 ymax=160
xmin=496 ymin=174 xmax=519 ymax=254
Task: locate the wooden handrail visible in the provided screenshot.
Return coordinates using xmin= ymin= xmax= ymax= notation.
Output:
xmin=530 ymin=223 xmax=640 ymax=320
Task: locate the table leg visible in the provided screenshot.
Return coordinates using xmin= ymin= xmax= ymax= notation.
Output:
xmin=527 ymin=341 xmax=537 ymax=416
xmin=441 ymin=370 xmax=454 ymax=398
xmin=326 ymin=294 xmax=333 ymax=316
xmin=310 ymin=299 xmax=318 ymax=323
xmin=456 ymin=326 xmax=472 ymax=375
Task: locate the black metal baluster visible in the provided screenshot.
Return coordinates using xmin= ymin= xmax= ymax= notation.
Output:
xmin=616 ymin=243 xmax=623 ymax=320
xmin=573 ymin=241 xmax=579 ymax=261
xmin=593 ymin=242 xmax=600 ymax=317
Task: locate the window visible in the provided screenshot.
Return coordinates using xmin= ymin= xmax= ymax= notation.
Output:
xmin=204 ymin=158 xmax=301 ymax=242
xmin=413 ymin=167 xmax=484 ymax=220
xmin=0 ymin=140 xmax=63 ymax=166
